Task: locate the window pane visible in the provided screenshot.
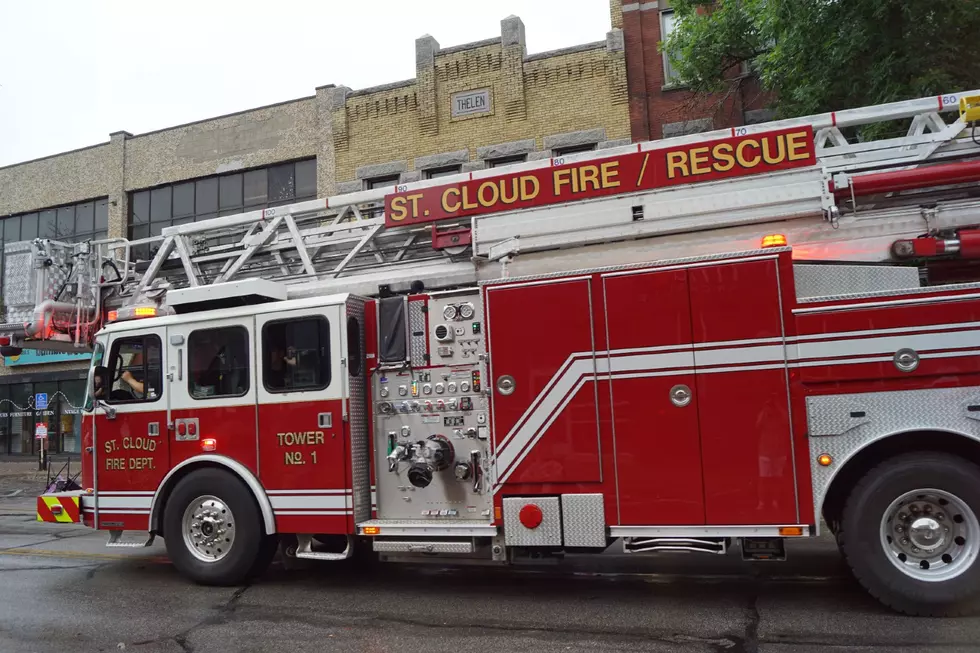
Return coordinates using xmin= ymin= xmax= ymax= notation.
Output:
xmin=56 ymin=206 xmax=75 ymax=239
xmin=173 ymin=183 xmax=195 ymax=218
xmin=366 ymin=175 xmax=399 ymax=190
xmin=196 ymin=178 xmax=218 ymax=215
xmin=189 ymin=327 xmax=250 ymax=398
xmin=424 ymin=165 xmax=461 ymax=179
xmin=75 ymin=202 xmax=95 ymax=233
xmin=20 ymin=213 xmax=38 ymax=240
xmin=150 ymin=187 xmax=172 ymax=222
xmin=347 ymin=316 xmax=361 ymax=376
xmin=295 ymin=159 xmax=317 ymax=199
xmin=268 ymin=164 xmax=295 ymax=203
xmin=39 ymin=209 xmax=57 ymax=239
xmin=263 ymin=317 xmax=330 ymax=392
xmin=129 ymin=224 xmax=150 ymax=262
xmin=59 ymin=379 xmax=86 ymax=453
xmin=105 ymin=336 xmax=162 ymax=403
xmin=487 ymin=154 xmax=527 ymax=167
xmin=7 ymin=383 xmax=32 ymax=454
xmin=219 ymin=173 xmax=243 ymax=210
xmin=243 ymin=169 xmax=268 ymax=206
xmin=94 ymin=199 xmax=109 ymax=231
xmin=2 ymin=215 xmax=21 ymax=242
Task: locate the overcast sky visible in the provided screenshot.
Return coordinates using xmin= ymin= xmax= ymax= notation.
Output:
xmin=0 ymin=1 xmax=612 ymax=168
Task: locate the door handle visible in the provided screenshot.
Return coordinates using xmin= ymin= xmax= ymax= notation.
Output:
xmin=670 ymin=384 xmax=692 ymax=407
xmin=496 ymin=375 xmax=515 ymax=396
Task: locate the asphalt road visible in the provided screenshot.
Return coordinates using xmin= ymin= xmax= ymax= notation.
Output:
xmin=2 ymin=495 xmax=980 ymax=653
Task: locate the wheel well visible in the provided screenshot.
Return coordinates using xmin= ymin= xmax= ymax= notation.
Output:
xmin=151 ymin=461 xmax=273 ymax=537
xmin=821 ymin=431 xmax=980 ymax=534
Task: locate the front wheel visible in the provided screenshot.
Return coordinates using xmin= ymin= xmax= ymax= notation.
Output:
xmin=163 ymin=468 xmax=264 ymax=586
xmin=839 ymin=452 xmax=980 ymax=616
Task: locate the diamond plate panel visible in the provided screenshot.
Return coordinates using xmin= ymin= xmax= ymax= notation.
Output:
xmin=3 ymin=243 xmax=36 ymax=323
xmin=793 ymin=264 xmax=919 ymax=301
xmin=561 ymin=493 xmax=606 ymax=547
xmin=807 ymin=386 xmax=980 ymax=516
xmin=503 ymin=497 xmax=561 ymax=546
xmin=347 ymin=298 xmax=372 ymax=524
xmin=409 ymin=300 xmax=427 ymax=367
xmin=373 ymin=540 xmax=475 ymax=554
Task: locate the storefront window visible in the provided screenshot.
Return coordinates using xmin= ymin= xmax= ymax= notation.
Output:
xmin=0 ymin=385 xmax=9 ymax=455
xmin=59 ymin=380 xmax=85 ymax=454
xmin=7 ymin=383 xmax=33 ymax=454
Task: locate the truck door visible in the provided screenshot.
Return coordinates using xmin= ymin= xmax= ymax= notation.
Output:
xmin=255 ymin=304 xmax=348 ymax=535
xmin=94 ymin=326 xmax=168 ymax=531
xmin=485 ymin=277 xmax=601 ymax=485
xmin=602 ymin=268 xmax=706 ymax=525
xmin=166 ymin=317 xmax=257 ymax=472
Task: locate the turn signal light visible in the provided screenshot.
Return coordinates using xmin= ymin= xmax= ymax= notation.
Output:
xmin=817 ymin=453 xmax=833 ymax=467
xmin=107 ymin=310 xmax=118 ymax=322
xmin=363 ymin=526 xmax=380 ymax=535
xmin=779 ymin=526 xmax=804 ymax=537
xmin=761 ymin=233 xmax=788 ymax=248
xmin=201 ymin=438 xmax=217 ymax=452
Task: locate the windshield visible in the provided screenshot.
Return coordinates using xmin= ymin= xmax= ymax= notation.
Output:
xmin=83 ymin=340 xmax=105 ymax=412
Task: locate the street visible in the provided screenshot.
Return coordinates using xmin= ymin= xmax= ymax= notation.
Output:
xmin=1 ymin=489 xmax=979 ymax=653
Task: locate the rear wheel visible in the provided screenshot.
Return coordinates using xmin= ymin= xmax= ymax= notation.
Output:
xmin=163 ymin=468 xmax=264 ymax=586
xmin=839 ymin=452 xmax=980 ymax=616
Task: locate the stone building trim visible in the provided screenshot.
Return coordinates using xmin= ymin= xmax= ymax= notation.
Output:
xmin=662 ymin=118 xmax=713 ymax=138
xmin=440 ymin=37 xmax=502 ymax=56
xmin=599 ymin=138 xmax=632 ymax=150
xmin=525 ymin=41 xmax=606 ymax=63
xmin=355 ymin=160 xmax=407 ymax=180
xmin=414 ymin=149 xmax=469 ymax=172
xmin=476 ymin=139 xmax=536 ymax=160
xmin=543 ymin=128 xmax=607 ymax=151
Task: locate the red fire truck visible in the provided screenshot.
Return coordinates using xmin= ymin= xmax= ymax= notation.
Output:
xmin=12 ymin=90 xmax=980 ymax=616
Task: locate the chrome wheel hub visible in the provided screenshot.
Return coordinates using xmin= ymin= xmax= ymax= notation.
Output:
xmin=880 ymin=488 xmax=979 ymax=582
xmin=182 ymin=495 xmax=235 ymax=563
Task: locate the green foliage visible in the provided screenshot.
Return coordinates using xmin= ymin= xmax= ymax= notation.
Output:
xmin=663 ymin=0 xmax=980 ymax=118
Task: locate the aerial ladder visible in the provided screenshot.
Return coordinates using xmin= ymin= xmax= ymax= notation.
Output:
xmin=3 ymin=89 xmax=980 ymax=355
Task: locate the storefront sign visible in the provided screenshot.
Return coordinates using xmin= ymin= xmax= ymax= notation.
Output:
xmin=384 ymin=126 xmax=817 ymax=227
xmin=451 ymin=88 xmax=492 ymax=118
xmin=3 ymin=349 xmax=91 ymax=367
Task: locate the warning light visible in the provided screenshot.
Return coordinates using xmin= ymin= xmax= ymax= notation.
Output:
xmin=761 ymin=233 xmax=788 ymax=248
xmin=201 ymin=438 xmax=217 ymax=452
xmin=817 ymin=453 xmax=833 ymax=467
xmin=133 ymin=306 xmax=158 ymax=318
xmin=493 ymin=505 xmax=502 ymax=521
xmin=363 ymin=526 xmax=380 ymax=535
xmin=779 ymin=526 xmax=805 ymax=537
xmin=107 ymin=310 xmax=119 ymax=323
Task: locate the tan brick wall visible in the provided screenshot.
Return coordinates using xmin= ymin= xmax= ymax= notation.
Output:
xmin=124 ymin=98 xmax=319 ymax=191
xmin=335 ymin=38 xmax=630 ymax=182
xmin=0 ymin=145 xmax=114 ymax=217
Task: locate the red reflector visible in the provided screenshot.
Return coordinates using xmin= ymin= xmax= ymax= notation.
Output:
xmin=177 ymin=423 xmax=186 ymax=436
xmin=519 ymin=504 xmax=544 ymax=529
xmin=0 ymin=336 xmax=9 ymax=346
xmin=188 ymin=422 xmax=197 ymax=436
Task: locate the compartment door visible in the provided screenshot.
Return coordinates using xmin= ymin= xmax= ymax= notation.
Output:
xmin=603 ymin=268 xmax=705 ymax=525
xmin=486 ymin=277 xmax=601 ymax=485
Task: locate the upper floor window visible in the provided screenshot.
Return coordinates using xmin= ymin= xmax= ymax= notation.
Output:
xmin=553 ymin=143 xmax=597 ymax=157
xmin=424 ymin=165 xmax=462 ymax=180
xmin=263 ymin=316 xmax=331 ymax=392
xmin=188 ymin=326 xmax=250 ymax=399
xmin=486 ymin=154 xmax=527 ymax=168
xmin=661 ymin=9 xmax=681 ymax=85
xmin=128 ymin=159 xmax=316 ymax=261
xmin=103 ymin=335 xmax=163 ymax=404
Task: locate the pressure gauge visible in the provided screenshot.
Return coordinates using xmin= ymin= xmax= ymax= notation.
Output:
xmin=443 ymin=304 xmax=459 ymax=320
xmin=458 ymin=303 xmax=475 ymax=320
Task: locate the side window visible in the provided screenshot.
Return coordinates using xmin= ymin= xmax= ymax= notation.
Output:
xmin=188 ymin=326 xmax=250 ymax=399
xmin=263 ymin=316 xmax=331 ymax=392
xmin=347 ymin=316 xmax=361 ymax=377
xmin=104 ymin=336 xmax=162 ymax=404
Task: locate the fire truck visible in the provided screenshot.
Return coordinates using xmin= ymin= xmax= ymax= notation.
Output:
xmin=12 ymin=90 xmax=980 ymax=616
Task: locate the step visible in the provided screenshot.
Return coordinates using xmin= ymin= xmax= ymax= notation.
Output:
xmin=373 ymin=539 xmax=475 ymax=554
xmin=623 ymin=537 xmax=727 ymax=555
xmin=292 ymin=534 xmax=352 ymax=561
xmin=106 ymin=530 xmax=156 ymax=548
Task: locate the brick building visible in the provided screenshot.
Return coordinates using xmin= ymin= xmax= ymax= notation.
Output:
xmin=0 ymin=11 xmax=630 ymax=456
xmin=617 ymin=0 xmax=773 ymax=140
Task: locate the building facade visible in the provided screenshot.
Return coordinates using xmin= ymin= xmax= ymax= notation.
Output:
xmin=0 ymin=11 xmax=631 ymax=455
xmin=618 ymin=0 xmax=773 ymax=140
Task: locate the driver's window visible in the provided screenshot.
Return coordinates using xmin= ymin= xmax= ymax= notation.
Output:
xmin=104 ymin=335 xmax=162 ymax=404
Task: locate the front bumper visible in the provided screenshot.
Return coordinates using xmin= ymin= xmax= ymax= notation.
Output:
xmin=37 ymin=491 xmax=83 ymax=523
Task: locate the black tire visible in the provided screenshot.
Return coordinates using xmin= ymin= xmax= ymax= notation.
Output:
xmin=163 ymin=468 xmax=264 ymax=586
xmin=839 ymin=452 xmax=980 ymax=616
xmin=250 ymin=534 xmax=280 ymax=578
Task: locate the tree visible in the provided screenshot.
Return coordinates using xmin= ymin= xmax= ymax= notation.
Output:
xmin=662 ymin=0 xmax=980 ymax=120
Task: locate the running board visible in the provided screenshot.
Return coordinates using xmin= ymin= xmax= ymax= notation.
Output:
xmin=293 ymin=534 xmax=353 ymax=561
xmin=373 ymin=539 xmax=475 ymax=554
xmin=106 ymin=530 xmax=156 ymax=548
xmin=623 ymin=537 xmax=727 ymax=555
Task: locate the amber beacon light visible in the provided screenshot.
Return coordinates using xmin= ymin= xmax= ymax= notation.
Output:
xmin=761 ymin=233 xmax=788 ymax=248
